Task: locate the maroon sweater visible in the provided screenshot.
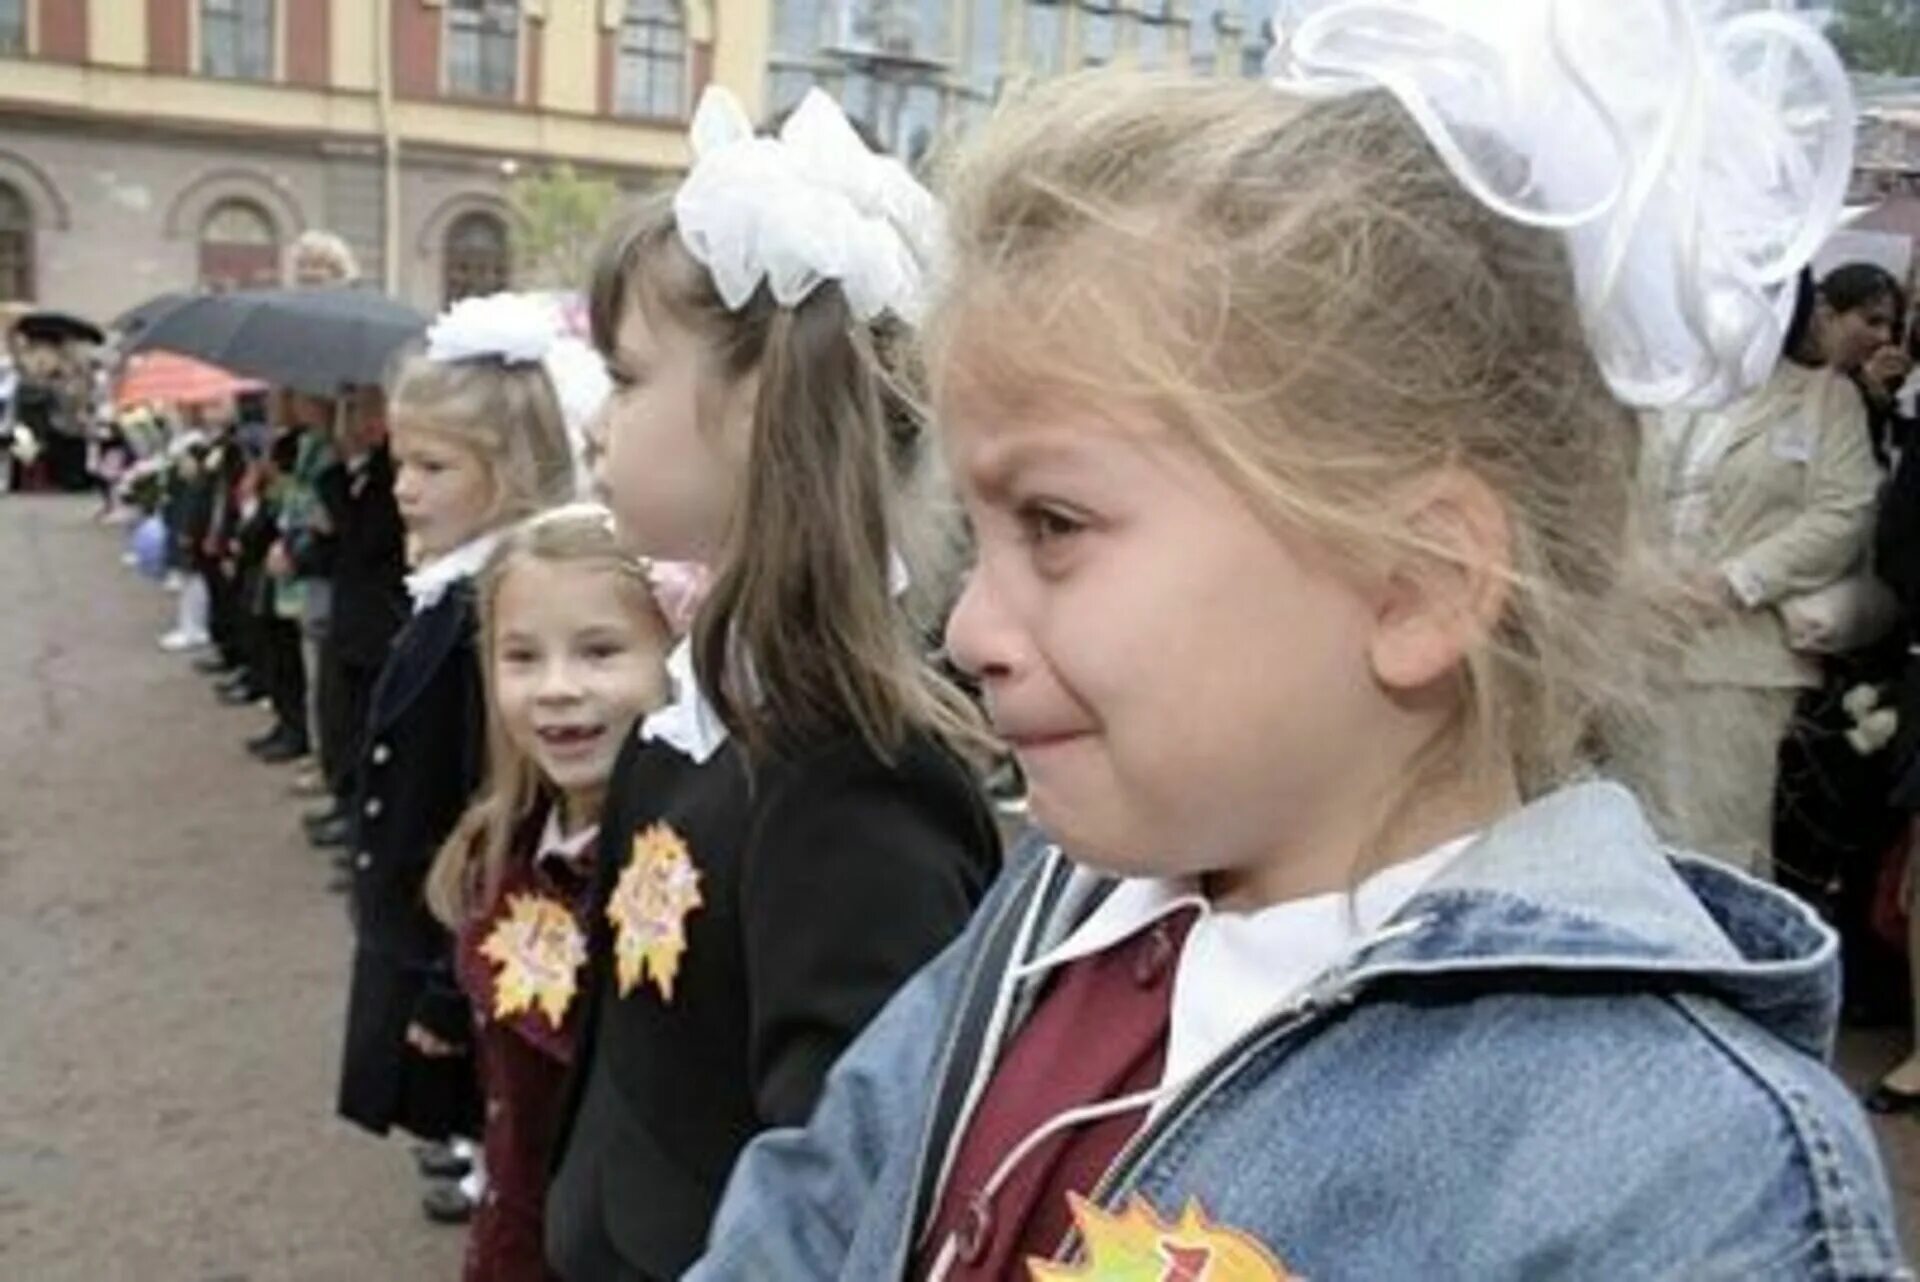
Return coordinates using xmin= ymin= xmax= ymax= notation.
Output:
xmin=916 ymin=908 xmax=1199 ymax=1279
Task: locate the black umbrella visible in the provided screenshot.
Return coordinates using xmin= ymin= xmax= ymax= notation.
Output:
xmin=112 ymin=291 xmax=195 ymax=337
xmin=15 ymin=310 xmax=106 ymax=346
xmin=130 ymin=285 xmax=428 ymax=396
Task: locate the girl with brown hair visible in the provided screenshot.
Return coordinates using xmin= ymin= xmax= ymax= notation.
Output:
xmin=542 ymin=88 xmax=1000 ymax=1281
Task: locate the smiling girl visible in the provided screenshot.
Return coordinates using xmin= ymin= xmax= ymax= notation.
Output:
xmin=427 ymin=505 xmax=678 ymax=1282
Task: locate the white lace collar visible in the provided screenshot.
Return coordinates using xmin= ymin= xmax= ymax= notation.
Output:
xmin=405 ymin=529 xmax=504 ymax=614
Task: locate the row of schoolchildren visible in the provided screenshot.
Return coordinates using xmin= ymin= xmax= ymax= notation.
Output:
xmin=168 ymin=61 xmax=1917 ymax=1282
xmin=148 ymin=387 xmax=413 ymax=902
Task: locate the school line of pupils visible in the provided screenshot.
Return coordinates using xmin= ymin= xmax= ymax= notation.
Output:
xmin=157 ymin=8 xmax=1920 ymax=1278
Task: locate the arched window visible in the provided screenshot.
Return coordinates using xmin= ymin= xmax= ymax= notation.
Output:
xmin=616 ymin=0 xmax=688 ymax=120
xmin=443 ymin=211 xmax=511 ymax=306
xmin=0 ymin=183 xmax=32 ymax=302
xmin=447 ymin=0 xmax=520 ymax=100
xmin=198 ymin=198 xmax=279 ymax=291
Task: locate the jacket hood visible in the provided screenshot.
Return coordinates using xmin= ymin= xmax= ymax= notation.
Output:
xmin=1340 ymin=781 xmax=1839 ymax=1057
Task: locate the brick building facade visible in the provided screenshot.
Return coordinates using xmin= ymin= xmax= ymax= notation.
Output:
xmin=0 ymin=0 xmax=771 ymax=320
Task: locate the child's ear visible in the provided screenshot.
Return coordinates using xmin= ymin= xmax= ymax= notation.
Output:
xmin=1368 ymin=468 xmax=1513 ymax=693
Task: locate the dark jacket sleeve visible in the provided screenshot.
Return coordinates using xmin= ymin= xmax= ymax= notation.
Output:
xmin=1876 ymin=447 xmax=1920 ymax=615
xmin=737 ymin=748 xmax=995 ymax=1127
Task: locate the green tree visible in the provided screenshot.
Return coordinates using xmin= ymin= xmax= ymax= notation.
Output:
xmin=1828 ymin=0 xmax=1920 ymax=77
xmin=508 ymin=162 xmax=624 ymax=290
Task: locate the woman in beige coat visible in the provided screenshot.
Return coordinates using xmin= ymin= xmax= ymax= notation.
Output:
xmin=1626 ymin=275 xmax=1883 ymax=876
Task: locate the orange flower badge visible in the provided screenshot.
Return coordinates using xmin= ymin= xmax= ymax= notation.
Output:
xmin=480 ymin=892 xmax=588 ymax=1028
xmin=607 ymin=823 xmax=704 ymax=1002
xmin=1028 ymin=1195 xmax=1298 ymax=1282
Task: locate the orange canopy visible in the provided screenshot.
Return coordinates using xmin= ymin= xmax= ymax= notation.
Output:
xmin=115 ymin=352 xmax=263 ymax=409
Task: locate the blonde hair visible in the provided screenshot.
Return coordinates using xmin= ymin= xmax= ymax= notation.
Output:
xmin=426 ymin=508 xmax=670 ymax=926
xmin=588 ymin=196 xmax=986 ymax=763
xmin=388 ymin=352 xmax=578 ymax=525
xmin=291 ymin=230 xmax=360 ymax=285
xmin=931 ymin=73 xmax=1649 ymax=799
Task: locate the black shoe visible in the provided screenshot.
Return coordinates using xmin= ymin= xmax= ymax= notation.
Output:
xmin=308 ymin=815 xmax=353 ymax=849
xmin=1864 ymin=1081 xmax=1920 ymax=1115
xmin=303 ymin=801 xmax=347 ymax=831
xmin=218 ymin=683 xmax=265 ymax=706
xmin=256 ymin=734 xmax=309 ymax=765
xmin=194 ymin=654 xmax=236 ymax=676
xmin=247 ymin=725 xmax=288 ymax=754
xmin=326 ymin=871 xmax=352 ymax=895
xmin=413 ymin=1141 xmax=474 ymax=1181
xmin=216 ymin=668 xmax=254 ymax=692
xmin=421 ymin=1180 xmax=476 ymax=1226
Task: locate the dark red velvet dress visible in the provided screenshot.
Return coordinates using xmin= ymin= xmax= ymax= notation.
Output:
xmin=454 ymin=820 xmax=597 ymax=1282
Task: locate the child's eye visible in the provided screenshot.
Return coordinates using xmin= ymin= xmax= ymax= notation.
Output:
xmin=1017 ymin=501 xmax=1087 ymax=547
xmin=583 ymin=642 xmax=625 ymax=661
xmin=501 ymin=648 xmax=537 ymax=666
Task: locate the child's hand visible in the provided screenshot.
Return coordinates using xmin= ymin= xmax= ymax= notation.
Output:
xmin=404 ymin=1022 xmax=461 ymax=1058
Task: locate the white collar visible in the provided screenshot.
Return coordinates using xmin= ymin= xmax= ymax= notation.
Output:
xmin=638 ymin=638 xmax=731 ymax=764
xmin=405 ymin=529 xmax=504 ymax=614
xmin=534 ymin=808 xmax=600 ymax=870
xmin=1025 ymin=834 xmax=1476 ymax=1100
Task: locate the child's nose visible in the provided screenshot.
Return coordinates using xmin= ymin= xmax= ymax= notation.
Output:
xmin=945 ymin=564 xmax=1018 ymax=684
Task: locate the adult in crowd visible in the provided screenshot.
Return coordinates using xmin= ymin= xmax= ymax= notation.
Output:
xmin=1620 ymin=269 xmax=1881 ymax=877
xmin=1769 ymin=263 xmax=1913 ymax=1027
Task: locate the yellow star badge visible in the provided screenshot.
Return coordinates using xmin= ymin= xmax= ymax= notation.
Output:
xmin=607 ymin=823 xmax=704 ymax=1002
xmin=479 ymin=893 xmax=588 ymax=1029
xmin=1028 ymin=1194 xmax=1297 ymax=1282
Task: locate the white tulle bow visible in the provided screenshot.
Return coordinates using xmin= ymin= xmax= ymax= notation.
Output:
xmin=424 ymin=291 xmax=610 ymax=495
xmin=1267 ymin=0 xmax=1855 ymax=411
xmin=673 ymin=86 xmax=941 ymax=325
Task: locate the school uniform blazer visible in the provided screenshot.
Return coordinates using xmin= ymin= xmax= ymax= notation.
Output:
xmin=544 ymin=728 xmax=1001 ymax=1282
xmin=336 ymin=585 xmax=486 ymax=1139
xmin=318 ymin=447 xmax=408 ymax=669
xmin=1641 ymin=360 xmax=1880 ymax=690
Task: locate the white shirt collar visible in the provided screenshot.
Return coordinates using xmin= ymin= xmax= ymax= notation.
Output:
xmin=638 ymin=638 xmax=731 ymax=764
xmin=405 ymin=528 xmax=505 ymax=614
xmin=1025 ymin=834 xmax=1476 ymax=1101
xmin=534 ymin=808 xmax=600 ymax=870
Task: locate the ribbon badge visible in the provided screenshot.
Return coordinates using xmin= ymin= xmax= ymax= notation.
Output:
xmin=607 ymin=823 xmax=704 ymax=1002
xmin=1029 ymin=1194 xmax=1298 ymax=1282
xmin=480 ymin=892 xmax=589 ymax=1029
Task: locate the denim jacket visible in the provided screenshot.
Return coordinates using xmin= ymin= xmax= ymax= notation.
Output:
xmin=686 ymin=782 xmax=1909 ymax=1281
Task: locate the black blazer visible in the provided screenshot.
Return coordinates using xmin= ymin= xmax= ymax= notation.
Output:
xmin=545 ymin=728 xmax=1000 ymax=1281
xmin=320 ymin=446 xmax=409 ymax=668
xmin=336 ymin=586 xmax=486 ymax=1139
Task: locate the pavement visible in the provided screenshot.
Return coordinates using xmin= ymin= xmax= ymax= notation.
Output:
xmin=0 ymin=496 xmax=460 ymax=1281
xmin=0 ymin=493 xmax=1916 ymax=1277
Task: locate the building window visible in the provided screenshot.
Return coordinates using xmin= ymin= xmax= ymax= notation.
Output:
xmin=447 ymin=0 xmax=520 ymax=100
xmin=0 ymin=0 xmax=24 ymax=56
xmin=616 ymin=0 xmax=688 ymax=120
xmin=202 ymin=0 xmax=274 ymax=80
xmin=1026 ymin=0 xmax=1065 ymax=76
xmin=198 ymin=199 xmax=280 ymax=291
xmin=0 ymin=183 xmax=33 ymax=302
xmin=444 ymin=211 xmax=511 ymax=305
xmin=1080 ymin=0 xmax=1115 ymax=66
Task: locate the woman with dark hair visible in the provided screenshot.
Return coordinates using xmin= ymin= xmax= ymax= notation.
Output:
xmin=1817 ymin=262 xmax=1909 ymax=463
xmin=1622 ymin=268 xmax=1883 ymax=878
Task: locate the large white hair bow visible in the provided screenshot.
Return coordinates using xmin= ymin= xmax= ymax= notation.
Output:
xmin=425 ymin=291 xmax=611 ymax=494
xmin=673 ymin=87 xmax=941 ymax=326
xmin=1268 ymin=0 xmax=1854 ymax=411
